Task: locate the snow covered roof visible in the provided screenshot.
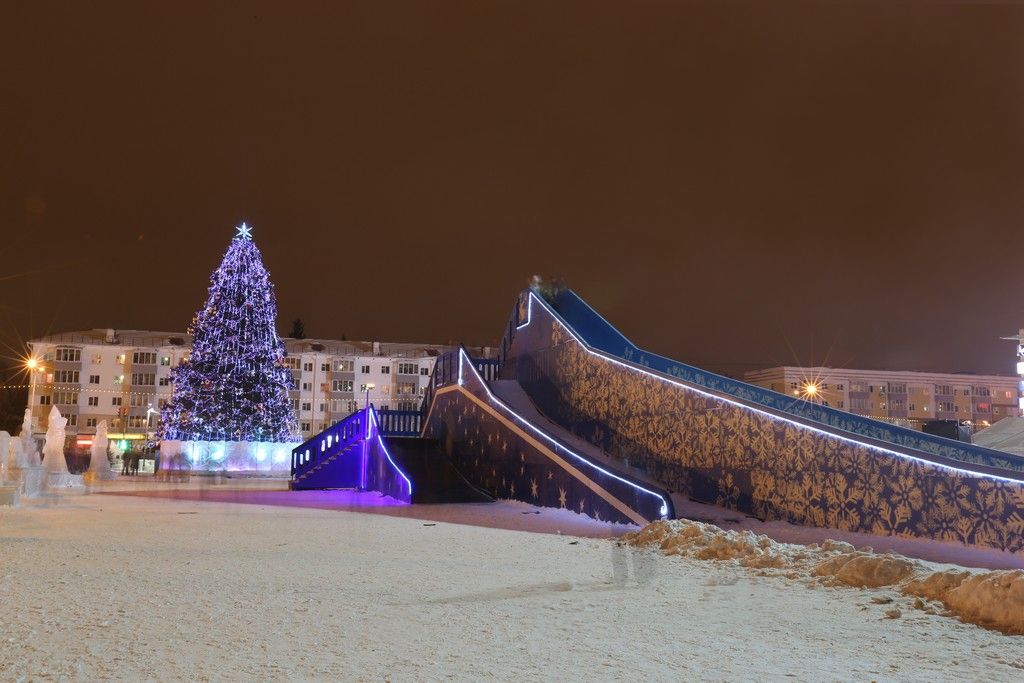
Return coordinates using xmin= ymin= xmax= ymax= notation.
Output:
xmin=281 ymin=338 xmax=457 ymax=358
xmin=29 ymin=330 xmax=494 ymax=359
xmin=970 ymin=417 xmax=1024 ymax=457
xmin=29 ymin=329 xmax=190 ymax=347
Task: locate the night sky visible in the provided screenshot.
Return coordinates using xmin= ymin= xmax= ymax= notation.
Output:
xmin=3 ymin=2 xmax=1024 ymax=379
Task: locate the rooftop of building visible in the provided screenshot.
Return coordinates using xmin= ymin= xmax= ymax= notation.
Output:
xmin=29 ymin=329 xmax=189 ymax=348
xmin=28 ymin=330 xmax=493 ymax=359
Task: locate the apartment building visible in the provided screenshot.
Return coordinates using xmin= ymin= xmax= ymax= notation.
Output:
xmin=281 ymin=338 xmax=462 ymax=435
xmin=744 ymin=366 xmax=1020 ymax=430
xmin=26 ymin=329 xmax=489 ymax=445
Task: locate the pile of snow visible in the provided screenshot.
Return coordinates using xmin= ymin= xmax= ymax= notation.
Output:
xmin=623 ymin=518 xmax=803 ymax=569
xmin=624 ymin=519 xmax=1024 ymax=635
xmin=904 ymin=569 xmax=1024 ymax=634
xmin=812 ymin=551 xmax=917 ymax=588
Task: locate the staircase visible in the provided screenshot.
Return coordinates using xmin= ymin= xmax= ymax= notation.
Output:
xmin=290 ymin=410 xmax=368 ymax=492
xmin=291 ymin=441 xmax=363 ymax=490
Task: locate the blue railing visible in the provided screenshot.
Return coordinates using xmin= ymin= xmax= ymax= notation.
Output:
xmin=498 ymin=292 xmax=528 ymax=374
xmin=545 ymin=288 xmax=1024 ymax=473
xmin=290 ymin=406 xmax=414 ymax=502
xmin=377 ymin=408 xmax=422 ymax=437
xmin=474 ymin=358 xmax=502 ymax=383
xmin=420 ymin=351 xmax=501 ymax=424
xmin=421 ymin=350 xmax=458 ymax=417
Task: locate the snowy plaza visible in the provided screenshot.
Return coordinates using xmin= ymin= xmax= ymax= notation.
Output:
xmin=7 ymin=3 xmax=1024 ymax=680
xmin=2 ymin=228 xmax=1023 ymax=681
xmin=2 ymin=219 xmax=1023 ymax=683
xmin=1 ymin=479 xmax=1022 ymax=681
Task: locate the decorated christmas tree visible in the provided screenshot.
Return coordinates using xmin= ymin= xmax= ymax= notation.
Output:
xmin=161 ymin=224 xmax=297 ymax=443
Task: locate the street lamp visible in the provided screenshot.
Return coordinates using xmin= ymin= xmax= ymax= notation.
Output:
xmin=146 ymin=405 xmax=157 ymax=471
xmin=24 ymin=356 xmax=42 ymax=434
xmin=364 ymin=382 xmax=376 ymax=439
xmin=799 ymin=381 xmax=821 ymax=402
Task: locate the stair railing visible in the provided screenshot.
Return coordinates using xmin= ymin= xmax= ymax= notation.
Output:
xmin=291 ymin=409 xmax=367 ymax=480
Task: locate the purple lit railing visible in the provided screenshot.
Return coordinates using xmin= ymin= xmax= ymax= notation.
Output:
xmin=290 ymin=407 xmax=413 ymax=503
xmin=290 ymin=409 xmax=366 ymax=480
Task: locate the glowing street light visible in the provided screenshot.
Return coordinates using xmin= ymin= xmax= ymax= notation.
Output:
xmin=24 ymin=355 xmax=43 ymax=431
xmin=364 ymin=382 xmax=376 ymax=439
xmin=146 ymin=405 xmax=158 ymax=462
xmin=800 ymin=381 xmax=821 ymax=400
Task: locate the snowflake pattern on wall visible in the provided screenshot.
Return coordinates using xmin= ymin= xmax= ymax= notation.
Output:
xmin=510 ymin=290 xmax=1024 ymax=554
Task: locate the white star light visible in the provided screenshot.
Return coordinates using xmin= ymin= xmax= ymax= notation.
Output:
xmin=235 ymin=222 xmax=253 ymax=240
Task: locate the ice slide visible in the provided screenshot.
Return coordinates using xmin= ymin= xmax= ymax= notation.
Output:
xmin=498 ymin=287 xmax=1024 ymax=554
xmin=291 ymin=285 xmax=1024 ymax=552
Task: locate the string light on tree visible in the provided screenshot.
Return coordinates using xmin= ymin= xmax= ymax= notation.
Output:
xmin=160 ymin=223 xmax=297 ymax=442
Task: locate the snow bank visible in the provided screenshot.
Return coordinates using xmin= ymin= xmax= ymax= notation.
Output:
xmin=904 ymin=569 xmax=1024 ymax=635
xmin=623 ymin=519 xmax=797 ymax=569
xmin=624 ymin=519 xmax=1024 ymax=635
xmin=812 ymin=552 xmax=917 ymax=588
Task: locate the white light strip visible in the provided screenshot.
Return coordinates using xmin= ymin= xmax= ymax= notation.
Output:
xmin=456 ymin=348 xmax=670 ymax=517
xmin=515 ymin=292 xmax=533 ymax=330
xmin=526 ymin=292 xmax=1024 ymax=485
xmin=368 ymin=408 xmax=414 ymax=494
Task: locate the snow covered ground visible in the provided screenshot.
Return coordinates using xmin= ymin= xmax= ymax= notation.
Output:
xmin=2 ymin=481 xmax=1023 ymax=681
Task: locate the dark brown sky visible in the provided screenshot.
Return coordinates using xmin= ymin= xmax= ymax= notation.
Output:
xmin=3 ymin=2 xmax=1023 ymax=378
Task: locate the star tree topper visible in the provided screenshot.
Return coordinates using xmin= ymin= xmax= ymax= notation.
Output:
xmin=235 ymin=222 xmax=253 ymax=240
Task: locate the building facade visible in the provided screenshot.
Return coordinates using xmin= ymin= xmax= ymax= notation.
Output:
xmin=25 ymin=329 xmax=489 ymax=445
xmin=743 ymin=366 xmax=1020 ymax=430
